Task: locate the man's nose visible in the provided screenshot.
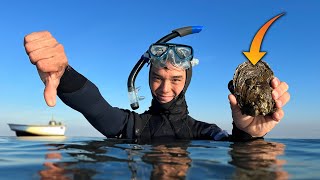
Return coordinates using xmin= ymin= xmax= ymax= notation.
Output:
xmin=160 ymin=80 xmax=171 ymax=93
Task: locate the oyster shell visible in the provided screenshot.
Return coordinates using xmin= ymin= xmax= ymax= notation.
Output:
xmin=230 ymin=60 xmax=276 ymax=116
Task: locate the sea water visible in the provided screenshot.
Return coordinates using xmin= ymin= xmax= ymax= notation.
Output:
xmin=0 ymin=137 xmax=319 ymax=180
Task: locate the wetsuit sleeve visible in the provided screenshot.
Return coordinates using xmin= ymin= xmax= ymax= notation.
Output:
xmin=188 ymin=116 xmax=263 ymax=141
xmin=188 ymin=116 xmax=228 ymax=140
xmin=230 ymin=122 xmax=264 ymax=142
xmin=57 ymin=66 xmax=135 ymax=138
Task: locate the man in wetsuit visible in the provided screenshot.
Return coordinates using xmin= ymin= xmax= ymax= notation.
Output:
xmin=24 ymin=31 xmax=290 ymax=142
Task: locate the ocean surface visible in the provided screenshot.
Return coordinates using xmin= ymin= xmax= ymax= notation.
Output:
xmin=0 ymin=137 xmax=319 ymax=180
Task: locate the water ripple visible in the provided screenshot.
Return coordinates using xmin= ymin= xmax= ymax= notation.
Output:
xmin=0 ymin=137 xmax=319 ymax=179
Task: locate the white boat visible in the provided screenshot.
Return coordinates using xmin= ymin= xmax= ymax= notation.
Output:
xmin=8 ymin=119 xmax=66 ymax=136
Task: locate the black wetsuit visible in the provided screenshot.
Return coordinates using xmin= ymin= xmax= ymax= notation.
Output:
xmin=57 ymin=66 xmax=257 ymax=142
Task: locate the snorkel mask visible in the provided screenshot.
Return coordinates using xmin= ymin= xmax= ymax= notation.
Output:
xmin=127 ymin=26 xmax=203 ymax=110
xmin=147 ymin=43 xmax=198 ymax=70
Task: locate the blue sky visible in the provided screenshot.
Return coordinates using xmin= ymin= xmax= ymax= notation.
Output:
xmin=0 ymin=0 xmax=319 ymax=138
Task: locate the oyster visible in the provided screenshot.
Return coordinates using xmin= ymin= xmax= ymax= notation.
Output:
xmin=229 ymin=60 xmax=276 ymax=116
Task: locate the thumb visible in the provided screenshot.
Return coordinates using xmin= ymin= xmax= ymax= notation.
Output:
xmin=44 ymin=76 xmax=58 ymax=107
xmin=38 ymin=70 xmax=62 ymax=107
xmin=229 ymin=94 xmax=254 ymax=131
xmin=228 ymin=94 xmax=241 ymax=113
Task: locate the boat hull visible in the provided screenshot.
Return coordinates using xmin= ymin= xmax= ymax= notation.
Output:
xmin=8 ymin=124 xmax=66 ymax=136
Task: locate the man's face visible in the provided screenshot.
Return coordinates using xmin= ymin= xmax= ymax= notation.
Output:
xmin=150 ymin=62 xmax=186 ymax=104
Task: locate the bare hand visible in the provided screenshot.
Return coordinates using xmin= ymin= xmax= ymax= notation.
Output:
xmin=24 ymin=31 xmax=68 ymax=107
xmin=229 ymin=77 xmax=290 ymax=137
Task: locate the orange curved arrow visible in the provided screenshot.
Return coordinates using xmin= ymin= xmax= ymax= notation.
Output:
xmin=243 ymin=13 xmax=285 ymax=65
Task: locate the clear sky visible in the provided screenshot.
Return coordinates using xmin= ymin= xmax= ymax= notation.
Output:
xmin=0 ymin=0 xmax=319 ymax=138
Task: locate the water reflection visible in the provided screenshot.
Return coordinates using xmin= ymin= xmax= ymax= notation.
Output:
xmin=39 ymin=143 xmax=99 ymax=180
xmin=39 ymin=152 xmax=70 ymax=180
xmin=39 ymin=139 xmax=191 ymax=179
xmin=229 ymin=139 xmax=289 ymax=179
xmin=37 ymin=138 xmax=289 ymax=179
xmin=142 ymin=141 xmax=191 ymax=179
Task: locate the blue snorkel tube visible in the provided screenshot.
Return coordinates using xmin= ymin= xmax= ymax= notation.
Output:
xmin=127 ymin=26 xmax=203 ymax=110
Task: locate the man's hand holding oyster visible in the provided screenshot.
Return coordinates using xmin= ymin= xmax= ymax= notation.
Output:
xmin=229 ymin=61 xmax=290 ymax=137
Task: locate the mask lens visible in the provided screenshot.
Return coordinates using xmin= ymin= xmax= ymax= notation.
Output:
xmin=172 ymin=46 xmax=192 ymax=69
xmin=172 ymin=55 xmax=191 ymax=69
xmin=175 ymin=46 xmax=192 ymax=59
xmin=150 ymin=45 xmax=168 ymax=57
